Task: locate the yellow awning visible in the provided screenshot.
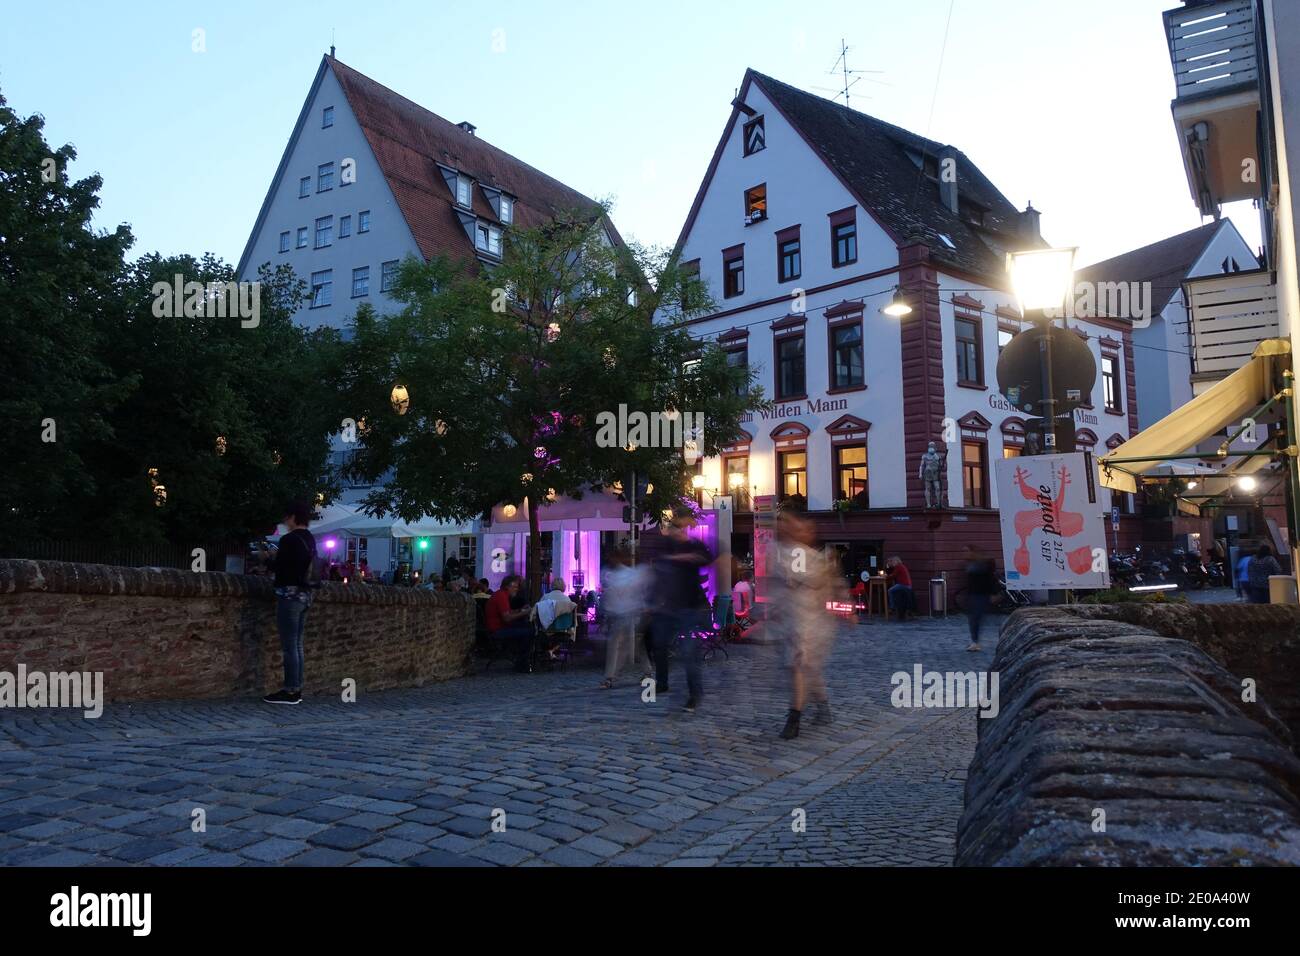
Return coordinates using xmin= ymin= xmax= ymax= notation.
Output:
xmin=1097 ymin=338 xmax=1292 ymax=494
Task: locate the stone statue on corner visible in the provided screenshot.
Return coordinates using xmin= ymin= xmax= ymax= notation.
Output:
xmin=919 ymin=442 xmax=945 ymax=509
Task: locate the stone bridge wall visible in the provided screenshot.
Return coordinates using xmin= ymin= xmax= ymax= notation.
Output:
xmin=955 ymin=606 xmax=1300 ymax=866
xmin=0 ymin=560 xmax=475 ymax=703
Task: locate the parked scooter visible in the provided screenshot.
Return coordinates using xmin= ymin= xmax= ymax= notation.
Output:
xmin=1206 ymin=559 xmax=1227 ymax=588
xmin=1170 ymin=549 xmax=1208 ymax=590
xmin=1107 ymin=551 xmax=1143 ymax=588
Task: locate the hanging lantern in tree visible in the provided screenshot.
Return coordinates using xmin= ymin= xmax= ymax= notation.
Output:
xmin=390 ymin=384 xmax=410 ymax=415
xmin=148 ymin=469 xmax=166 ymax=507
xmin=503 ymin=504 xmax=518 ymax=518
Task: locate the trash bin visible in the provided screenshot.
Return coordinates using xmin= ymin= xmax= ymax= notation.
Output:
xmin=1268 ymin=574 xmax=1298 ymax=605
xmin=929 ymin=577 xmax=947 ymax=617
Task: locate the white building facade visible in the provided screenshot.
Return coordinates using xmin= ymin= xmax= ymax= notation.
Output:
xmin=668 ymin=70 xmax=1139 ymax=601
xmin=238 ymin=54 xmax=611 ymax=582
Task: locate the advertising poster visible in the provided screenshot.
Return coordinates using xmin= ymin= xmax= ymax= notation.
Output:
xmin=994 ymin=453 xmax=1110 ymax=590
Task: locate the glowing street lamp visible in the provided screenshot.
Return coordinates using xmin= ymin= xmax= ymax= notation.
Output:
xmin=1006 ymin=246 xmax=1078 ymax=455
xmin=882 ymin=285 xmax=912 ymax=317
xmin=1007 ymin=247 xmax=1077 ymax=314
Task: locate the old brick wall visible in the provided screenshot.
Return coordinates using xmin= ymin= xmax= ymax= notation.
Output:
xmin=955 ymin=607 xmax=1300 ymax=866
xmin=0 ymin=560 xmax=475 ymax=703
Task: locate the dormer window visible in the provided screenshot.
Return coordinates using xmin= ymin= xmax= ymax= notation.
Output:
xmin=744 ymin=184 xmax=767 ymax=224
xmin=500 ymin=195 xmax=514 ymax=224
xmin=743 ymin=116 xmax=765 ymax=156
xmin=476 ymin=223 xmax=502 ymax=257
xmin=456 ymin=176 xmax=472 ymax=208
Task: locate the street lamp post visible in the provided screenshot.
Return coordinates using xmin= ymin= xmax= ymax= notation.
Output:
xmin=1006 ymin=247 xmax=1077 ymax=452
xmin=1007 ymin=247 xmax=1077 ymax=604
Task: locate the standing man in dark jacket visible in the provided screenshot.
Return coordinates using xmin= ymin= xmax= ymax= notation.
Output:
xmin=259 ymin=500 xmax=317 ymax=704
xmin=649 ymin=512 xmax=714 ymax=712
xmin=963 ymin=545 xmax=997 ymax=652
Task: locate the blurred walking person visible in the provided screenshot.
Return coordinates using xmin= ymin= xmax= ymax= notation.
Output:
xmin=963 ymin=544 xmax=997 ymax=652
xmin=1246 ymin=544 xmax=1281 ymax=604
xmin=771 ymin=510 xmax=838 ymax=740
xmin=599 ymin=547 xmax=651 ymax=689
xmin=649 ymin=512 xmax=713 ymax=712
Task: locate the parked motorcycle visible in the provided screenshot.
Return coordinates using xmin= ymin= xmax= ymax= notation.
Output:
xmin=1206 ymin=559 xmax=1227 ymax=588
xmin=1169 ymin=548 xmax=1208 ymax=590
xmin=1107 ymin=551 xmax=1143 ymax=588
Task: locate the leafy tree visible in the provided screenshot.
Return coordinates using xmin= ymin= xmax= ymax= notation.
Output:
xmin=84 ymin=255 xmax=346 ymax=545
xmin=340 ymin=210 xmax=765 ymax=598
xmin=0 ymin=90 xmax=133 ymax=547
xmin=0 ymin=85 xmax=346 ymax=551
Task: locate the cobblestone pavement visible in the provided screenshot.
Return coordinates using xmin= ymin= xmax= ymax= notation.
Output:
xmin=0 ymin=611 xmax=992 ymax=867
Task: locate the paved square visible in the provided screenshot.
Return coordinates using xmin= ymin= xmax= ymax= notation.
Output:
xmin=0 ymin=613 xmax=990 ymax=866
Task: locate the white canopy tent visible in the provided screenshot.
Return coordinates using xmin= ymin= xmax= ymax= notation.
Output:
xmin=309 ymin=509 xmax=475 ymax=539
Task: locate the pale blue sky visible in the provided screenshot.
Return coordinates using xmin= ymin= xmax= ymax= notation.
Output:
xmin=0 ymin=0 xmax=1260 ymax=269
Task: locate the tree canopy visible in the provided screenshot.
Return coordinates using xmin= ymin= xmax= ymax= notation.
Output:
xmin=0 ymin=89 xmax=344 ymax=552
xmin=340 ymin=210 xmax=766 ymax=595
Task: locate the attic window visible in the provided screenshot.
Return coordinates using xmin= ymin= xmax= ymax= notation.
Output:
xmin=743 ymin=116 xmax=766 ymax=156
xmin=322 ymin=106 xmax=334 ymax=128
xmin=476 ymin=223 xmax=502 ymax=257
xmin=1222 ymin=256 xmax=1240 ymax=273
xmin=937 ymin=233 xmax=956 ymax=250
xmin=745 ymin=184 xmax=767 ymax=224
xmin=500 ymin=195 xmax=514 ymax=225
xmin=456 ymin=176 xmax=472 ymax=208
xmin=959 ymin=201 xmax=984 ymax=227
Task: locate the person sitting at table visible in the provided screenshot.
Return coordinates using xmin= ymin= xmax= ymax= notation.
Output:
xmin=732 ymin=568 xmax=755 ymax=630
xmin=486 ymin=575 xmax=535 ymax=672
xmin=534 ymin=577 xmax=577 ymax=659
xmin=885 ymin=556 xmax=914 ymax=621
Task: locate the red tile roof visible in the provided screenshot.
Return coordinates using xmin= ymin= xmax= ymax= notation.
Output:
xmin=327 ymin=56 xmax=606 ymax=264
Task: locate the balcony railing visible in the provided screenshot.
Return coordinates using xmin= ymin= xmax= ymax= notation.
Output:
xmin=1185 ymin=269 xmax=1279 ymax=379
xmin=1164 ymin=0 xmax=1259 ymax=101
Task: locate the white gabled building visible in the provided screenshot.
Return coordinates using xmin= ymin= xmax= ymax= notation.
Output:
xmin=1077 ymin=219 xmax=1259 ymax=429
xmin=237 ymin=53 xmax=615 ymax=582
xmin=668 ymin=69 xmax=1139 ymax=601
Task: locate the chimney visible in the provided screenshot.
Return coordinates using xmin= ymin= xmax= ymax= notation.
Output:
xmin=1020 ymin=201 xmax=1042 ymax=242
xmin=457 ymin=121 xmax=477 ymax=136
xmin=938 ymin=145 xmax=959 ymax=214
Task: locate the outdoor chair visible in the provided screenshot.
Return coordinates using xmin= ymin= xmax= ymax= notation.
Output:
xmin=533 ymin=601 xmax=578 ymax=672
xmin=694 ymin=597 xmax=731 ymax=662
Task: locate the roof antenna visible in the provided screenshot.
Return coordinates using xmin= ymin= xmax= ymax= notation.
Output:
xmin=827 ymin=38 xmax=882 ymax=109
